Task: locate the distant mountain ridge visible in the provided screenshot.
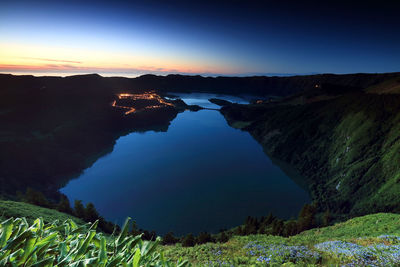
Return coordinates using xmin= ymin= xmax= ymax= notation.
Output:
xmin=2 ymin=72 xmax=400 ymax=97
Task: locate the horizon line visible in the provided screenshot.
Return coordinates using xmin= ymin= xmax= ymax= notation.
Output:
xmin=2 ymin=71 xmax=399 ymax=79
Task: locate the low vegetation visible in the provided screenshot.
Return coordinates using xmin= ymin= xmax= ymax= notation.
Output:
xmin=4 ymin=190 xmax=161 ymax=240
xmin=2 ymin=200 xmax=400 ymax=266
xmin=11 ymin=188 xmax=118 ymax=234
xmin=0 ymin=200 xmax=84 ymax=225
xmin=0 ymin=216 xmax=188 ymax=266
xmin=164 ymin=213 xmax=400 ymax=266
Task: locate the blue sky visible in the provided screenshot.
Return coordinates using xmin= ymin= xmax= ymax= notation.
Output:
xmin=1 ymin=0 xmax=399 ymax=76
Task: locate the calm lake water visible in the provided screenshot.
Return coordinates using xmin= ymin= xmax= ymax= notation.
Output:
xmin=61 ymin=93 xmax=310 ymax=235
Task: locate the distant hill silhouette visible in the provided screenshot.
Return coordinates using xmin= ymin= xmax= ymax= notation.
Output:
xmin=2 ymin=72 xmax=400 ymax=97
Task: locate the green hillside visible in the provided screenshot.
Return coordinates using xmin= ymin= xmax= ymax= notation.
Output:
xmin=0 ymin=200 xmax=84 ymax=224
xmin=366 ymin=77 xmax=400 ymax=94
xmin=221 ymin=86 xmax=400 ymax=219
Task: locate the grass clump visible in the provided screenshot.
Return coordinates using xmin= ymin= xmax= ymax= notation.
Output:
xmin=0 ymin=216 xmax=187 ymax=266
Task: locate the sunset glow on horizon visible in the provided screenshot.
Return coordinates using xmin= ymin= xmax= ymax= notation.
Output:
xmin=0 ymin=42 xmax=242 ymax=76
xmin=1 ymin=0 xmax=399 ymax=77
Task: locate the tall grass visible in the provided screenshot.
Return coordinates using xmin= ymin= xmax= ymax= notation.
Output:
xmin=0 ymin=217 xmax=187 ymax=266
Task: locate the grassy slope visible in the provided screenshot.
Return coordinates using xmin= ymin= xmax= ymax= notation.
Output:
xmin=366 ymin=77 xmax=400 ymax=94
xmin=294 ymin=212 xmax=400 ymax=243
xmin=0 ymin=200 xmax=84 ymax=224
xmin=2 ymin=200 xmax=400 ymax=265
xmin=164 ymin=213 xmax=400 ymax=265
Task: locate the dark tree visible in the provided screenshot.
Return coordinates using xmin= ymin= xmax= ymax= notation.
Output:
xmin=84 ymin=202 xmax=100 ymax=222
xmin=98 ymin=217 xmax=115 ymax=234
xmin=283 ymin=220 xmax=298 ymax=237
xmin=16 ymin=190 xmax=24 ymax=202
xmin=182 ymin=233 xmax=195 ymax=247
xmin=271 ymin=219 xmax=284 ymax=236
xmin=322 ymin=209 xmax=332 ymax=226
xmin=258 ymin=224 xmax=266 ymax=234
xmin=25 ymin=187 xmax=50 ymax=208
xmin=74 ymin=200 xmax=85 ymax=219
xmin=297 ymin=203 xmax=317 ymax=232
xmin=197 ymin=232 xmax=213 ymax=244
xmin=235 ymin=226 xmax=244 ymax=236
xmin=263 ymin=213 xmax=276 ymax=225
xmin=57 ymin=194 xmax=73 ymax=214
xmin=142 ymin=230 xmax=157 ymax=241
xmin=130 ymin=220 xmax=141 ymax=236
xmin=162 ymin=232 xmax=179 ymax=245
xmin=218 ymin=231 xmax=229 ymax=243
xmin=244 ymin=216 xmax=259 ymax=234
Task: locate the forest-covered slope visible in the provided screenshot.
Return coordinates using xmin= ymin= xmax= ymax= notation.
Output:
xmin=221 ymin=75 xmax=400 ymax=219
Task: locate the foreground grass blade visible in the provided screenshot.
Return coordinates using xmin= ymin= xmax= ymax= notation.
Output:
xmin=0 ymin=216 xmax=188 ymax=267
xmin=0 ymin=218 xmax=13 ymax=248
xmin=132 ymin=248 xmax=141 ymax=267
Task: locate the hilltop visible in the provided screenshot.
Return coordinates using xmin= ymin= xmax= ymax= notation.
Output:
xmin=2 ymin=72 xmax=400 ymax=97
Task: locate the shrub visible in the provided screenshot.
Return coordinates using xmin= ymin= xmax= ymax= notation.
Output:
xmin=196 ymin=232 xmax=213 ymax=244
xmin=182 ymin=233 xmax=195 ymax=247
xmin=57 ymin=194 xmax=73 ymax=214
xmin=162 ymin=232 xmax=179 ymax=245
xmin=24 ymin=187 xmax=50 ymax=208
xmin=74 ymin=200 xmax=85 ymax=219
xmin=84 ymin=202 xmax=100 ymax=222
xmin=217 ymin=231 xmax=229 ymax=243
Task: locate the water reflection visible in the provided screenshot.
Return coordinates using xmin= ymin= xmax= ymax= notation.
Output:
xmin=112 ymin=92 xmax=175 ymax=115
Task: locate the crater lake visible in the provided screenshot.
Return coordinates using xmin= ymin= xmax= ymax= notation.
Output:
xmin=61 ymin=93 xmax=310 ymax=235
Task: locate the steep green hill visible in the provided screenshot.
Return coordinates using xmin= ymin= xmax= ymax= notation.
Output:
xmin=221 ymin=80 xmax=400 ymax=219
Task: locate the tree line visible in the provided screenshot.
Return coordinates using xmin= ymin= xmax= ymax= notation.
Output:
xmin=19 ymin=188 xmax=331 ymax=247
xmin=18 ymin=187 xmax=159 ymax=240
xmin=162 ymin=202 xmax=331 ymax=247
